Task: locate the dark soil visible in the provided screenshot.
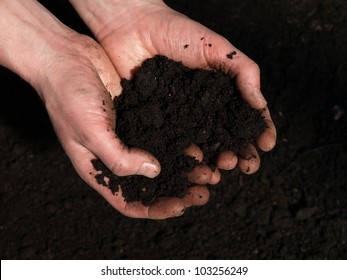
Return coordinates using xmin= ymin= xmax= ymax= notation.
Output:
xmin=92 ymin=55 xmax=266 ymax=205
xmin=1 ymin=0 xmax=347 ymax=260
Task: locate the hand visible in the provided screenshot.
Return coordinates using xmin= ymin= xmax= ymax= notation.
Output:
xmin=43 ymin=38 xmax=214 ymax=218
xmin=70 ymin=0 xmax=276 ymax=174
xmin=0 ymin=0 xmax=213 ymax=219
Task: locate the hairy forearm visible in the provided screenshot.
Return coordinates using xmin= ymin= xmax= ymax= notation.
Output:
xmin=0 ymin=0 xmax=74 ymax=90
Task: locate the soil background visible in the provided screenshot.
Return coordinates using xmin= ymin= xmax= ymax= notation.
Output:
xmin=1 ymin=0 xmax=347 ymax=259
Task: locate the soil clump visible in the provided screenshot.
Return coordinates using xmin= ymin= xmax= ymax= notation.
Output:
xmin=92 ymin=55 xmax=266 ymax=205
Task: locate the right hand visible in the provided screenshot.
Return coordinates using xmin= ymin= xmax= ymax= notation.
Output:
xmin=70 ymin=0 xmax=277 ymax=176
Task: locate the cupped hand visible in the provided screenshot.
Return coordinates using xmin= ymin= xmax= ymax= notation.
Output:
xmin=1 ymin=0 xmax=222 ymax=219
xmin=36 ymin=25 xmax=214 ymax=219
xmin=81 ymin=0 xmax=276 ymax=175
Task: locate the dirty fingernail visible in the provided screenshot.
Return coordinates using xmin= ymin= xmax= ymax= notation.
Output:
xmin=253 ymin=88 xmax=267 ymax=106
xmin=138 ymin=162 xmax=159 ymax=178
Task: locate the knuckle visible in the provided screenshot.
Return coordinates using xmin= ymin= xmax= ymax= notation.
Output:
xmin=247 ymin=60 xmax=260 ymax=74
xmin=111 ymin=160 xmax=131 ymax=176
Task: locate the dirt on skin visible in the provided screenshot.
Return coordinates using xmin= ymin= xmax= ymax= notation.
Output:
xmin=92 ymin=55 xmax=266 ymax=205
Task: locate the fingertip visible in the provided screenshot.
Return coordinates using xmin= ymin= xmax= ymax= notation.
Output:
xmin=87 ymin=132 xmax=161 ymax=178
xmin=257 ymin=130 xmax=277 ymax=152
xmin=238 ymin=160 xmax=259 ymax=174
xmin=209 ymin=168 xmax=221 ymax=185
xmin=216 ymin=150 xmax=238 ymax=170
xmin=148 ymin=197 xmax=185 ymax=219
xmin=187 ymin=164 xmax=212 ymax=184
xmin=233 ymin=59 xmax=265 ymax=109
xmin=257 ymin=108 xmax=277 ymax=152
xmin=252 ymin=88 xmax=267 ymax=109
xmin=238 ymin=84 xmax=267 ymax=109
xmin=182 ymin=186 xmax=210 ymax=207
xmin=115 ymin=147 xmax=161 ymax=178
xmin=238 ymin=145 xmax=260 ymax=174
xmin=137 ymin=161 xmax=161 ymax=178
xmin=184 ymin=144 xmax=204 ymax=163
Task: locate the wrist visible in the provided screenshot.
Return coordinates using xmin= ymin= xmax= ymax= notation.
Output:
xmin=0 ymin=0 xmax=77 ymax=93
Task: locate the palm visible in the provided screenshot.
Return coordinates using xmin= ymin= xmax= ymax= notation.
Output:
xmin=99 ymin=8 xmax=226 ymax=79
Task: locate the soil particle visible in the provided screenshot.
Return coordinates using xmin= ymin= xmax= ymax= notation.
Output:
xmin=296 ymin=207 xmax=319 ymax=221
xmin=92 ymin=55 xmax=266 ymax=206
xmin=227 ymin=51 xmax=237 ymax=59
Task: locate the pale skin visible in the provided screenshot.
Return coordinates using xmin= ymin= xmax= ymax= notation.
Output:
xmin=0 ymin=0 xmax=276 ymax=219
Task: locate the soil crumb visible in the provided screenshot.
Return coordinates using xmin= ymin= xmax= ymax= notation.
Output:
xmin=227 ymin=51 xmax=237 ymax=59
xmin=92 ymin=55 xmax=266 ymax=206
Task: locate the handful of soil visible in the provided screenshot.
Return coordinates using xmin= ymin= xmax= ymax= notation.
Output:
xmin=92 ymin=55 xmax=266 ymax=206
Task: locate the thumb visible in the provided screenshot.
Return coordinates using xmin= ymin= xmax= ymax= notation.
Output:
xmin=88 ymin=130 xmax=161 ymax=178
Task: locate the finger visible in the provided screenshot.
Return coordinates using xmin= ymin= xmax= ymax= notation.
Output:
xmin=224 ymin=52 xmax=267 ymax=109
xmin=200 ymin=33 xmax=266 ymax=109
xmin=209 ymin=168 xmax=221 ymax=185
xmin=65 ymin=142 xmax=185 ymax=219
xmin=111 ymin=192 xmax=187 ymax=219
xmin=100 ymin=180 xmax=185 ymax=219
xmin=63 ymin=142 xmax=143 ymax=216
xmin=208 ymin=40 xmax=275 ymax=151
xmin=216 ymin=150 xmax=238 ymax=170
xmin=256 ymin=107 xmax=277 ymax=152
xmin=182 ymin=186 xmax=210 ymax=207
xmin=147 ymin=197 xmax=186 ymax=219
xmin=186 ymin=164 xmax=212 ymax=185
xmin=80 ymin=36 xmax=122 ymax=98
xmin=184 ymin=144 xmax=204 ymax=163
xmin=108 ymin=187 xmax=186 ymax=219
xmin=103 ymin=186 xmax=186 ymax=219
xmin=234 ymin=63 xmax=267 ymax=109
xmin=86 ymin=97 xmax=161 ymax=179
xmin=184 ymin=144 xmax=220 ymax=184
xmin=81 ymin=124 xmax=161 ymax=178
xmin=238 ymin=144 xmax=260 ymax=174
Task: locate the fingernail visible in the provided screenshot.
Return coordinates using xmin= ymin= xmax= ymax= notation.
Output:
xmin=253 ymin=88 xmax=267 ymax=107
xmin=138 ymin=162 xmax=160 ymax=178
